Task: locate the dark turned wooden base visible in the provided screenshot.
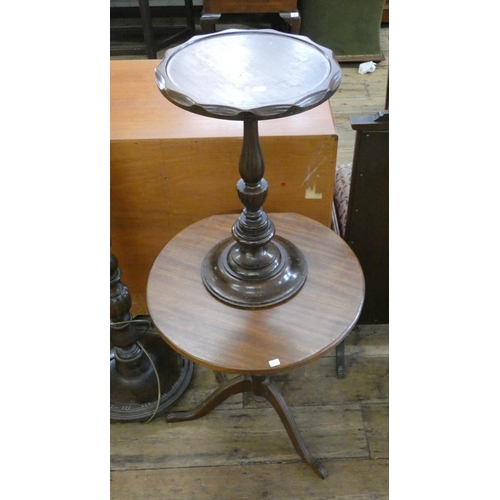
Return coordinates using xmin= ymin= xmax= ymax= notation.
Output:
xmin=110 ymin=321 xmax=194 ymax=423
xmin=201 ymin=235 xmax=307 ymax=308
xmin=165 ymin=374 xmax=328 ymax=479
xmin=111 ymin=252 xmax=194 ymax=423
xmin=199 ymin=119 xmax=309 ymax=308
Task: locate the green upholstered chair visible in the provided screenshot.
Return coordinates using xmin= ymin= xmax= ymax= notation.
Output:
xmin=298 ymin=0 xmax=386 ymax=62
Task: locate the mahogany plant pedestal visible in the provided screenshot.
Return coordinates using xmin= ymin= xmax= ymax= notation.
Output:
xmin=155 ymin=29 xmax=342 ymax=308
xmin=110 ymin=252 xmax=194 ymax=423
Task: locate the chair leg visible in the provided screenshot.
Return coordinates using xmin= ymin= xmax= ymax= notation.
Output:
xmin=336 ymin=340 xmax=345 ymax=378
xmin=184 ymin=0 xmax=195 ymax=36
xmin=138 ymin=0 xmax=156 ymax=58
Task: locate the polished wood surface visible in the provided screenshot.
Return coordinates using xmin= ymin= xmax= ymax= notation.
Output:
xmin=155 ymin=30 xmax=340 ymax=120
xmin=147 ymin=213 xmax=365 ymax=375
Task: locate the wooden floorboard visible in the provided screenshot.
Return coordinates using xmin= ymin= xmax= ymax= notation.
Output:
xmin=362 ymin=403 xmax=389 ymax=460
xmin=242 ymin=355 xmax=389 ymax=408
xmin=332 ymin=27 xmax=389 ymax=166
xmin=111 ymin=325 xmax=389 ymax=496
xmin=111 ymin=403 xmax=369 ymax=470
xmin=111 ymin=459 xmax=389 ymax=500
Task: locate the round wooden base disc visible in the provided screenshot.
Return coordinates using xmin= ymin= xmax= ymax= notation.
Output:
xmin=110 ymin=325 xmax=194 ymax=423
xmin=201 ymin=235 xmax=308 ymax=308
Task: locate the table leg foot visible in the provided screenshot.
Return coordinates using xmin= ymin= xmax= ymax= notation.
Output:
xmin=165 ymin=374 xmax=251 ymax=423
xmin=258 ymin=377 xmax=329 ymax=479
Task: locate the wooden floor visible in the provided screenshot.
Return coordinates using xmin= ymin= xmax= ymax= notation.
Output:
xmin=331 ymin=27 xmax=389 ymax=167
xmin=111 ymin=324 xmax=388 ymax=499
xmin=111 ymin=24 xmax=389 ymax=500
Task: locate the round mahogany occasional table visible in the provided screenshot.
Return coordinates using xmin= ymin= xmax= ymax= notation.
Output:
xmin=147 ymin=213 xmax=365 ymax=479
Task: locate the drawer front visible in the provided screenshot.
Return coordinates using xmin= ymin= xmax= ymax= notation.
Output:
xmin=203 ymin=0 xmax=298 ymax=14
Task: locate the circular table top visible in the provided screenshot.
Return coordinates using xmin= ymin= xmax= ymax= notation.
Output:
xmin=155 ymin=29 xmax=342 ymax=120
xmin=147 ymin=213 xmax=365 ymax=375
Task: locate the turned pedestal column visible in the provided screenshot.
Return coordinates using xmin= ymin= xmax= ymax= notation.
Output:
xmin=110 ymin=251 xmax=194 ymax=422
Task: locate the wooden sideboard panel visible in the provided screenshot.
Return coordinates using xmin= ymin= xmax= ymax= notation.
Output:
xmin=203 ymin=0 xmax=297 ymax=13
xmin=111 ymin=60 xmax=338 ymax=314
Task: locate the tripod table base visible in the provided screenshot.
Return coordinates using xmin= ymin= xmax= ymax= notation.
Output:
xmin=165 ymin=374 xmax=328 ymax=479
